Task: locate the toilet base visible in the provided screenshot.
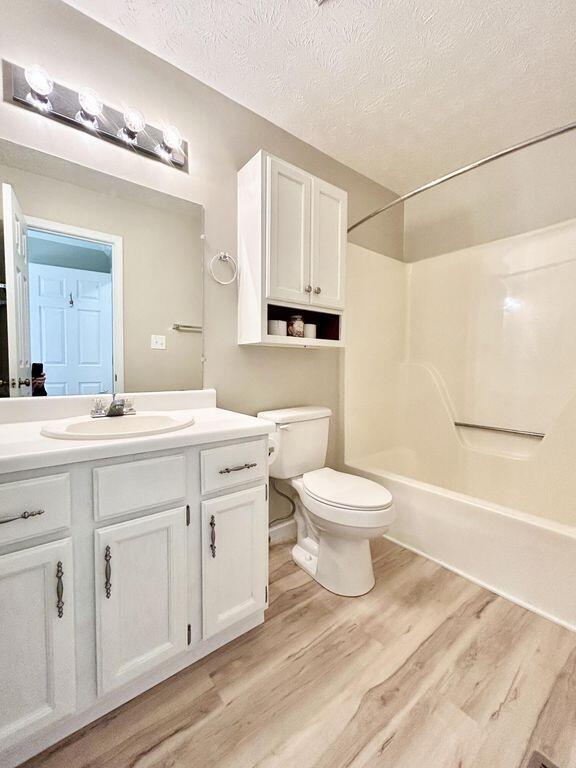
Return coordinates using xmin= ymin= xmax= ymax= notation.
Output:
xmin=292 ymin=534 xmax=376 ymax=597
xmin=317 ymin=533 xmax=375 ymax=596
xmin=287 ymin=479 xmax=385 ymax=597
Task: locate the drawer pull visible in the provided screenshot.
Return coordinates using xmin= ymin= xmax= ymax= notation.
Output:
xmin=209 ymin=515 xmax=216 ymax=558
xmin=104 ymin=545 xmax=112 ymax=599
xmin=56 ymin=560 xmax=64 ymax=618
xmin=0 ymin=508 xmax=45 ymax=525
xmin=218 ymin=462 xmax=257 ymax=475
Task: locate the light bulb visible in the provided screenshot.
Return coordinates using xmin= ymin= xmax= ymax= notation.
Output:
xmin=119 ymin=107 xmax=145 ymax=144
xmin=76 ymin=87 xmax=103 ymax=129
xmin=162 ymin=125 xmax=182 ymax=151
xmin=24 ymin=65 xmax=53 ymax=111
xmin=79 ymin=88 xmax=102 ymax=118
xmin=156 ymin=125 xmax=183 ymax=162
xmin=25 ymin=65 xmax=53 ymax=97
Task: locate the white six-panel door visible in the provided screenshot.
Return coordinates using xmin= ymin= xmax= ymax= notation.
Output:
xmin=266 ymin=156 xmax=312 ymax=304
xmin=0 ymin=539 xmax=76 ymax=748
xmin=202 ymin=486 xmax=268 ymax=639
xmin=2 ymin=183 xmax=31 ymax=396
xmin=95 ymin=508 xmax=188 ymax=694
xmin=310 ymin=178 xmax=347 ymax=309
xmin=29 ymin=263 xmax=113 ymax=396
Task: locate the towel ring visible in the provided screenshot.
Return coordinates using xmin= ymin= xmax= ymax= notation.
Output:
xmin=209 ymin=251 xmax=238 ymax=285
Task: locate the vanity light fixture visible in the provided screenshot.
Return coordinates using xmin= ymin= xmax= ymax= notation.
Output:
xmin=3 ymin=60 xmax=188 ymax=172
xmin=76 ymin=87 xmax=103 ymax=129
xmin=24 ymin=65 xmax=53 ymax=111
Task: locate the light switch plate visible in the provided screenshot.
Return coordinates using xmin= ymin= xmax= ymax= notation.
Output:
xmin=151 ymin=334 xmax=166 ymax=350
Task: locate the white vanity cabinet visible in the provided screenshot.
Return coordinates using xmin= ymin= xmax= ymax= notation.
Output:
xmin=0 ymin=417 xmax=271 ymax=768
xmin=0 ymin=539 xmax=76 ymax=749
xmin=202 ymin=486 xmax=268 ymax=639
xmin=238 ymin=151 xmax=347 ymax=347
xmin=95 ymin=507 xmax=189 ymax=694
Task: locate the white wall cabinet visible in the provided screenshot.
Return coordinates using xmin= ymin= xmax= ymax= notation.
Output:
xmin=202 ymin=486 xmax=268 ymax=639
xmin=238 ymin=151 xmax=347 ymax=347
xmin=0 ymin=539 xmax=76 ymax=749
xmin=311 ymin=178 xmax=347 ymax=310
xmin=267 ymin=156 xmax=312 ymax=305
xmin=95 ymin=507 xmax=188 ymax=694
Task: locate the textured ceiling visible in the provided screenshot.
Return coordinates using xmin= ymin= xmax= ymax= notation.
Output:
xmin=62 ymin=0 xmax=576 ymax=193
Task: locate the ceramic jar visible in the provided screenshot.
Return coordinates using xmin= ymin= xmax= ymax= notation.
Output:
xmin=287 ymin=314 xmax=304 ymax=337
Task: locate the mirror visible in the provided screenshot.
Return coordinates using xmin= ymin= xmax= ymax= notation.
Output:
xmin=0 ymin=139 xmax=203 ymax=397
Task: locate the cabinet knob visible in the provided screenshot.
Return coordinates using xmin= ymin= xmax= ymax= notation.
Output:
xmin=314 ymin=286 xmax=321 ymax=295
xmin=304 ymin=285 xmax=312 ymax=293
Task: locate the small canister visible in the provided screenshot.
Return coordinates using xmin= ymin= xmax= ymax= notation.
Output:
xmin=287 ymin=314 xmax=304 ymax=337
xmin=304 ymin=323 xmax=317 ymax=339
xmin=268 ymin=319 xmax=287 ymax=336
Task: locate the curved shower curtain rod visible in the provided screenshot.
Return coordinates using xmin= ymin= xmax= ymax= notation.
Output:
xmin=347 ymin=119 xmax=576 ymax=234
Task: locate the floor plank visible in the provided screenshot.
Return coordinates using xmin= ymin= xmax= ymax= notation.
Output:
xmin=22 ymin=540 xmax=576 ymax=768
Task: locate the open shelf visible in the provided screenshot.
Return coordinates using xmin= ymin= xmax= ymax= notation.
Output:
xmin=265 ymin=304 xmax=342 ymax=346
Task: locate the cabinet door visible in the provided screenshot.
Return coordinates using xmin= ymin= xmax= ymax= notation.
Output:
xmin=202 ymin=486 xmax=268 ymax=639
xmin=266 ymin=156 xmax=312 ymax=303
xmin=95 ymin=508 xmax=188 ymax=694
xmin=310 ymin=178 xmax=347 ymax=309
xmin=0 ymin=539 xmax=76 ymax=748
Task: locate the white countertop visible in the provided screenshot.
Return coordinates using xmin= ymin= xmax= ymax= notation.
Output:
xmin=0 ymin=407 xmax=274 ymax=475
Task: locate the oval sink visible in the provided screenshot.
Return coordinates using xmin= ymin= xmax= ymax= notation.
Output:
xmin=41 ymin=412 xmax=195 ymax=440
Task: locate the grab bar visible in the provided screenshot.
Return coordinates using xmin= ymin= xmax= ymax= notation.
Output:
xmin=454 ymin=421 xmax=545 ymax=439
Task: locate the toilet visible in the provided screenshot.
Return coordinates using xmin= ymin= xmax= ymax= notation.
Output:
xmin=258 ymin=406 xmax=395 ymax=596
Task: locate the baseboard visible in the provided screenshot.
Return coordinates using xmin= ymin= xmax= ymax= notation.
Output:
xmin=269 ymin=517 xmax=296 ymax=544
xmin=377 ymin=472 xmax=576 ymax=633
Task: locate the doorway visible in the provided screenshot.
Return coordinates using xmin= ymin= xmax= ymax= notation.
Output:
xmin=27 ymin=222 xmax=123 ymax=396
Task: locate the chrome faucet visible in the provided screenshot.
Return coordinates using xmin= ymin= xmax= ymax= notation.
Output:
xmin=106 ymin=393 xmax=126 ymax=417
xmin=90 ymin=394 xmax=136 ymax=418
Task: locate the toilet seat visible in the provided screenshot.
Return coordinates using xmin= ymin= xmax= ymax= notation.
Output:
xmin=300 ymin=468 xmax=394 ymax=528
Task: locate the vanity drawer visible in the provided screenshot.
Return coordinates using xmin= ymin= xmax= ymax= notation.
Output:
xmin=201 ymin=441 xmax=267 ymax=495
xmin=0 ymin=474 xmax=71 ymax=546
xmin=94 ymin=454 xmax=186 ymax=520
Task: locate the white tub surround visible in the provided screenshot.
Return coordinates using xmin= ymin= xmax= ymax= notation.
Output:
xmin=0 ymin=390 xmax=273 ymax=768
xmin=348 ymin=459 xmax=576 ymax=633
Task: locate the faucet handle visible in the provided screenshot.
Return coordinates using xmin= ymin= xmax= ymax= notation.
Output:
xmin=90 ymin=397 xmax=106 ymax=417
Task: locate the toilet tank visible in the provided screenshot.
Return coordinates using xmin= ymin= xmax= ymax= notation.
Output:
xmin=257 ymin=406 xmax=332 ymax=479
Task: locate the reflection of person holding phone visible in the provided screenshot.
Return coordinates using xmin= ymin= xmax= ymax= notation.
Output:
xmin=31 ymin=363 xmax=47 ymax=397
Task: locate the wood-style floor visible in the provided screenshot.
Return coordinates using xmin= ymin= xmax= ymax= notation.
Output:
xmin=23 ymin=539 xmax=576 ymax=768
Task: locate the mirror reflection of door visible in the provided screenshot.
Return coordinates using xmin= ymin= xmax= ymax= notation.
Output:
xmin=1 ymin=183 xmax=31 ymax=397
xmin=0 ymin=181 xmax=123 ymax=398
xmin=28 ymin=230 xmax=115 ymax=396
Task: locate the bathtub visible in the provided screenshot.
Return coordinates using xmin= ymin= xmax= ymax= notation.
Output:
xmin=347 ymin=456 xmax=576 ymax=632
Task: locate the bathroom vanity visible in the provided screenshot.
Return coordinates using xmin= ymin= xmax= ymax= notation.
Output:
xmin=0 ymin=389 xmax=273 ymax=768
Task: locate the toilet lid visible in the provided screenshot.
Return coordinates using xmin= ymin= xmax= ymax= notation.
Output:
xmin=302 ymin=468 xmax=393 ymax=510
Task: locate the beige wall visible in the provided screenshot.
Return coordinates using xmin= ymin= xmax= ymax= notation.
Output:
xmin=0 ymin=161 xmax=203 ymax=393
xmin=0 ymin=0 xmax=401 ymax=520
xmin=404 ymin=131 xmax=576 ymax=262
